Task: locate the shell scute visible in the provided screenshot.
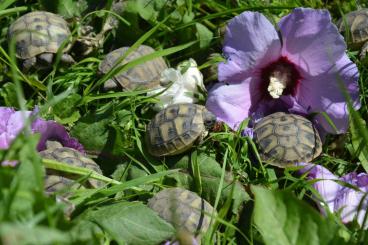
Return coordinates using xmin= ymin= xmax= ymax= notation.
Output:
xmin=146 ymin=103 xmax=211 ymax=156
xmin=254 ymin=112 xmax=322 ymax=167
xmin=337 ymin=9 xmax=368 ymax=46
xmin=147 ymin=188 xmax=215 ymax=236
xmin=9 ymin=11 xmax=71 ymax=59
xmin=99 ymin=45 xmax=168 ymax=90
xmin=40 ymin=145 xmax=103 ymax=193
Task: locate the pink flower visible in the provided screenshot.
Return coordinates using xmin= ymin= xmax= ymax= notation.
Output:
xmin=206 ymin=8 xmax=360 ymax=135
xmin=299 ymin=163 xmax=368 ymax=228
xmin=0 ymin=107 xmax=84 ymax=165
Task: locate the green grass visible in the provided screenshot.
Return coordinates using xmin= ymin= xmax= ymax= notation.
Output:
xmin=1 ymin=0 xmax=368 ymax=244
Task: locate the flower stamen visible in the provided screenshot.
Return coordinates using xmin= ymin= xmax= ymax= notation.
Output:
xmin=267 ymin=65 xmax=292 ymax=98
xmin=268 ymin=76 xmax=286 ymax=98
xmin=260 ymin=56 xmax=301 ymax=99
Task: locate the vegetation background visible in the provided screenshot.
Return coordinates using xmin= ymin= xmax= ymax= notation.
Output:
xmin=0 ymin=0 xmax=368 ymax=244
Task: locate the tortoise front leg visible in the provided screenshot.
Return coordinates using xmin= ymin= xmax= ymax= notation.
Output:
xmin=38 ymin=53 xmax=54 ymax=67
xmin=22 ymin=56 xmax=37 ymax=71
xmin=360 ymin=41 xmax=368 ymax=60
xmin=60 ymin=53 xmax=75 ymax=65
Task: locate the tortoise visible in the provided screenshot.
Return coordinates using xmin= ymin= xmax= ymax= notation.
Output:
xmin=253 ymin=112 xmax=322 ymax=168
xmin=337 ymin=9 xmax=368 ymax=59
xmin=8 ymin=11 xmax=75 ymax=70
xmin=40 ymin=141 xmax=103 ymax=194
xmin=145 ymin=103 xmax=217 ymax=157
xmin=147 ymin=187 xmax=215 ymax=238
xmin=98 ymin=45 xmax=168 ymax=91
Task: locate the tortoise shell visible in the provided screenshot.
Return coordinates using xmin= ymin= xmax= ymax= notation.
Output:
xmin=337 ymin=9 xmax=368 ymax=48
xmin=146 ymin=103 xmax=216 ymax=157
xmin=8 ymin=11 xmax=71 ymax=59
xmin=147 ymin=188 xmax=215 ymax=236
xmin=253 ymin=112 xmax=322 ymax=168
xmin=98 ymin=45 xmax=168 ymax=90
xmin=40 ymin=142 xmax=103 ymax=194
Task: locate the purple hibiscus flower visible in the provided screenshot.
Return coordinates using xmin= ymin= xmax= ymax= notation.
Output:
xmin=206 ymin=8 xmax=360 ymax=135
xmin=0 ymin=107 xmax=84 ymax=162
xmin=299 ymin=163 xmax=368 ymax=228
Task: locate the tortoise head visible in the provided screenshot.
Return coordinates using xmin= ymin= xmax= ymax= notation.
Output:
xmin=202 ymin=109 xmax=217 ymax=130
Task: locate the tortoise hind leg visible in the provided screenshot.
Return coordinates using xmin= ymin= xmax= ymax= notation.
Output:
xmin=60 ymin=54 xmax=75 ymax=65
xmin=38 ymin=53 xmax=54 ymax=67
xmin=22 ymin=56 xmax=37 ymax=71
xmin=360 ymin=41 xmax=368 ymax=60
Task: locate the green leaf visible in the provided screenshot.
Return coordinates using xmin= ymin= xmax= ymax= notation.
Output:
xmin=2 ymin=133 xmax=45 ymax=219
xmin=53 ymin=94 xmax=81 ymax=124
xmin=85 ymin=202 xmax=175 ymax=244
xmin=195 ymin=23 xmax=213 ymax=49
xmin=183 ymin=11 xmax=195 ymax=23
xmin=40 ymin=0 xmax=82 ymax=18
xmin=42 ymin=158 xmax=120 ymax=185
xmin=0 ymin=82 xmax=18 ymax=107
xmin=166 ymin=153 xmax=249 ymax=214
xmin=349 ymin=114 xmax=368 ymax=172
xmin=0 ymin=0 xmax=17 ymax=11
xmin=71 ymin=113 xmax=110 ymax=151
xmin=0 ymin=223 xmax=71 ymax=244
xmin=252 ymin=186 xmax=347 ymax=245
xmin=70 ymin=219 xmax=104 ymax=243
xmin=136 ymin=0 xmax=158 ymax=21
xmin=101 ymin=169 xmax=179 ymax=196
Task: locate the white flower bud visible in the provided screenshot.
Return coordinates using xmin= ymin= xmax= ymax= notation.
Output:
xmin=148 ymin=58 xmax=205 ymax=111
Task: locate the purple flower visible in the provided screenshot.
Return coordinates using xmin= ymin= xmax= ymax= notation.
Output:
xmin=0 ymin=107 xmax=84 ymax=154
xmin=241 ymin=127 xmax=254 ymax=138
xmin=298 ymin=163 xmax=368 ymax=227
xmin=206 ymin=8 xmax=360 ymax=135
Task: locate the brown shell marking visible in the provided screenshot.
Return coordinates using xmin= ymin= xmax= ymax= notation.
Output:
xmin=147 ymin=188 xmax=214 ymax=235
xmin=8 ymin=11 xmax=71 ymax=59
xmin=99 ymin=45 xmax=168 ymax=90
xmin=337 ymin=9 xmax=368 ymax=47
xmin=40 ymin=146 xmax=103 ymax=193
xmin=253 ymin=112 xmax=322 ymax=168
xmin=146 ymin=103 xmax=206 ymax=157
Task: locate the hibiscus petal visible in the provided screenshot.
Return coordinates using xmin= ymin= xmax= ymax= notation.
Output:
xmin=219 ymin=11 xmax=281 ymax=83
xmin=334 ymin=186 xmax=368 ymax=225
xmin=206 ymin=79 xmax=254 ymax=129
xmin=297 ymin=54 xmax=360 ymax=134
xmin=31 ymin=118 xmax=84 ymax=153
xmin=0 ymin=133 xmax=10 ymax=149
xmin=279 ymin=8 xmax=347 ymax=77
xmin=0 ymin=107 xmax=14 ymax=132
xmin=356 ymin=173 xmax=368 ymax=189
xmin=334 ymin=172 xmax=368 ymax=226
xmin=7 ymin=110 xmax=32 ymax=135
xmin=250 ymin=95 xmax=309 ymax=123
xmin=297 ymin=163 xmax=340 ymax=212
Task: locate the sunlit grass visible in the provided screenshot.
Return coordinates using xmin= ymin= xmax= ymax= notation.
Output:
xmin=1 ymin=0 xmax=368 ymax=244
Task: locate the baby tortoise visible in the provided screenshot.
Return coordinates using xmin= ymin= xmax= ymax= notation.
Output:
xmin=98 ymin=45 xmax=168 ymax=91
xmin=8 ymin=11 xmax=75 ymax=70
xmin=253 ymin=112 xmax=322 ymax=168
xmin=145 ymin=103 xmax=217 ymax=157
xmin=147 ymin=187 xmax=215 ymax=240
xmin=337 ymin=9 xmax=368 ymax=59
xmin=40 ymin=141 xmax=103 ymax=194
